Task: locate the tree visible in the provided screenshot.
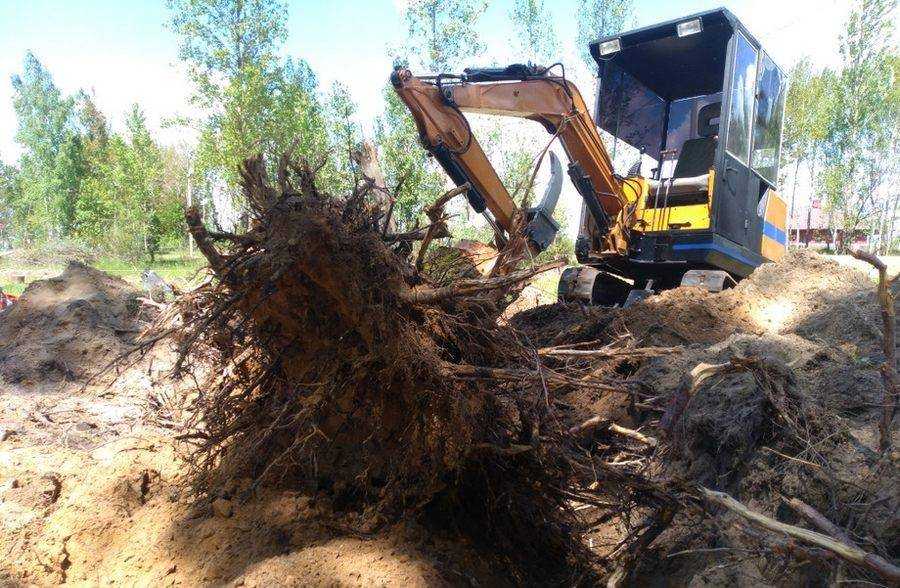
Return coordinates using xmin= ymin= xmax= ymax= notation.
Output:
xmin=377 ymin=0 xmax=490 ymax=227
xmin=781 ymin=58 xmax=832 ymax=242
xmin=70 ymin=102 xmax=187 ymax=260
xmin=167 ymin=0 xmax=287 ymax=108
xmin=819 ymin=0 xmax=898 ymax=252
xmin=262 ymin=59 xmax=330 ymax=171
xmin=504 ymin=0 xmax=571 ymax=258
xmin=168 ymin=0 xmax=329 ymax=226
xmin=0 ymin=159 xmax=20 ymax=247
xmin=374 ymin=86 xmax=444 ymax=228
xmin=324 ymin=81 xmax=362 ymax=194
xmin=193 ymin=57 xmax=328 ymax=187
xmin=77 ymin=90 xmax=109 ymax=149
xmin=875 ymin=55 xmax=900 ymax=253
xmin=510 ymin=0 xmax=558 ymax=64
xmin=401 ymin=0 xmax=488 ymax=72
xmin=10 ymin=52 xmax=82 ymax=242
xmin=125 ymin=106 xmax=166 ymax=259
xmin=575 ymin=0 xmax=633 ymax=73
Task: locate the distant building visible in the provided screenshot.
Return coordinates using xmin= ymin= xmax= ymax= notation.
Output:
xmin=788 ymin=199 xmax=871 ymax=250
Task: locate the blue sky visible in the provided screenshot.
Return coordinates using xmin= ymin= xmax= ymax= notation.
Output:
xmin=0 ymin=0 xmax=863 ymax=163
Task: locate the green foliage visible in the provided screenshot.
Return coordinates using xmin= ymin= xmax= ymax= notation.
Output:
xmin=0 ymin=159 xmax=20 ymax=246
xmin=374 ymin=85 xmax=444 ymax=228
xmin=376 ymin=0 xmax=491 ymax=228
xmin=168 ymin=0 xmax=336 ymax=223
xmin=504 ymin=0 xmax=570 ymax=260
xmin=194 ymin=58 xmax=329 ymax=190
xmin=401 ymin=0 xmax=488 ymax=72
xmin=11 ymin=53 xmax=73 ymax=168
xmin=782 ymin=58 xmax=831 ymax=167
xmin=149 ymin=3 xmax=365 ymax=242
xmin=324 ymin=81 xmax=362 ymax=194
xmin=575 ymin=0 xmax=633 ymax=72
xmin=10 ymin=51 xmax=82 ymax=242
xmin=73 ymin=105 xmax=187 ymax=260
xmin=509 ymin=0 xmax=558 ymax=64
xmin=6 ymin=52 xmax=189 ymax=259
xmin=818 ymin=0 xmax=898 ymax=248
xmin=167 ymin=0 xmax=288 ymax=108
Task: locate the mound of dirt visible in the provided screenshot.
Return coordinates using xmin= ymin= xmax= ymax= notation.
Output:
xmin=0 ymin=262 xmax=146 ymax=384
xmin=509 ymin=250 xmax=898 ymax=585
xmin=515 ymin=250 xmax=884 ymax=350
xmin=623 ymin=330 xmax=897 ymax=585
xmin=0 ymin=426 xmax=508 ymax=587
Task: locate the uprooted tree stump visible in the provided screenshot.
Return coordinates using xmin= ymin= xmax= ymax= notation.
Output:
xmin=176 ymin=153 xmax=604 ymax=583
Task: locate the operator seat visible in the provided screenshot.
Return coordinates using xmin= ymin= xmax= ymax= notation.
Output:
xmin=646 ymin=137 xmax=716 ymax=205
xmin=647 ymin=101 xmax=721 ymax=207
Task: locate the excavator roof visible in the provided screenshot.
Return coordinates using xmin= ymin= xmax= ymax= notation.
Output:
xmin=588 ymin=7 xmax=770 ymax=101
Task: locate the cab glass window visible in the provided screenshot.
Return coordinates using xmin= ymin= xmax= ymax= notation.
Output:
xmin=666 ymin=93 xmax=722 ymax=154
xmin=751 ymin=53 xmax=786 ymax=185
xmin=597 ymin=61 xmax=666 ymax=161
xmin=725 ymin=33 xmax=757 ymax=163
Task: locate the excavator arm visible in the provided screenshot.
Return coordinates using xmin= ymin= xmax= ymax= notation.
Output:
xmin=390 ymin=64 xmax=631 ymax=254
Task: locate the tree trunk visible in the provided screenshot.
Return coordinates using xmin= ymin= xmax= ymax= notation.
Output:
xmin=885 ymin=191 xmax=899 ymax=254
xmin=351 ymin=141 xmax=395 ymax=234
xmin=186 ymin=159 xmax=194 ymax=258
xmin=789 ymin=157 xmax=802 ymax=247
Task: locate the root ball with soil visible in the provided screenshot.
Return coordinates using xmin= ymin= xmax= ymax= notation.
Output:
xmin=176 ymin=153 xmax=597 ymax=582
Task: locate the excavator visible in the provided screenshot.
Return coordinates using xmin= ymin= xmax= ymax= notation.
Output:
xmin=392 ymin=8 xmax=789 ymax=306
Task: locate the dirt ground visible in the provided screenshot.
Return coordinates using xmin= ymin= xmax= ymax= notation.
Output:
xmin=0 ymin=251 xmax=896 ymax=586
xmin=0 ymin=263 xmax=498 ymax=587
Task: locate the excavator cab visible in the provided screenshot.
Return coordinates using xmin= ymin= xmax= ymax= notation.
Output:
xmin=571 ymin=8 xmax=788 ymax=299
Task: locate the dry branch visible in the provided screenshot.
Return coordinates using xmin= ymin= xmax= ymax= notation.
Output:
xmin=415 ymin=183 xmax=470 ymax=270
xmin=850 ymin=248 xmax=897 ymax=452
xmin=566 ymin=416 xmax=658 ymax=447
xmin=185 ymin=207 xmax=224 ymax=271
xmin=609 ymin=423 xmax=658 ymax=447
xmin=702 ymin=488 xmax=900 ymax=584
xmin=540 ymin=345 xmax=672 ymax=359
xmin=784 ymin=497 xmax=859 ymax=549
xmin=351 ymin=140 xmax=394 ymax=233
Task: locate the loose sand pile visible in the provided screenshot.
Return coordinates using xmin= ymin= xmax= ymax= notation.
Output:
xmin=515 ymin=249 xmax=883 ymax=349
xmin=0 ymin=262 xmax=148 ymax=385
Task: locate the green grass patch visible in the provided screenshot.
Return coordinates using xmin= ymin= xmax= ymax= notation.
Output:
xmin=0 ymin=249 xmax=205 ymax=296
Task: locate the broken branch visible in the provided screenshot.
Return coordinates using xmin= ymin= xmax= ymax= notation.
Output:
xmin=850 ymin=248 xmax=896 ymax=452
xmin=415 ymin=183 xmax=470 ymax=270
xmin=702 ymin=488 xmax=900 ymax=584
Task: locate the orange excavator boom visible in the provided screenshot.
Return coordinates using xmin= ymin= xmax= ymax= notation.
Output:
xmin=390 ymin=64 xmax=630 ymax=254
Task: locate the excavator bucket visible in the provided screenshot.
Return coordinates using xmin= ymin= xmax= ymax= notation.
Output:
xmin=524 ymin=151 xmax=562 ymax=252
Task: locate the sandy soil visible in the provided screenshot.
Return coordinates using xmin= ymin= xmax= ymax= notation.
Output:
xmin=0 ymin=251 xmax=896 ymax=586
xmin=0 ymin=265 xmax=504 ymax=587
